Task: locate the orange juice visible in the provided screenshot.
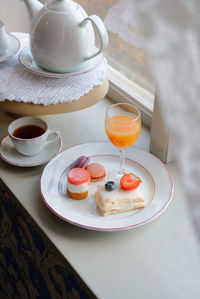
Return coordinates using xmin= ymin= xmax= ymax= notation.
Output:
xmin=105 ymin=115 xmax=141 ymax=149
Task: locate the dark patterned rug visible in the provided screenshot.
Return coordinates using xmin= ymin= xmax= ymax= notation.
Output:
xmin=0 ymin=178 xmax=96 ymax=299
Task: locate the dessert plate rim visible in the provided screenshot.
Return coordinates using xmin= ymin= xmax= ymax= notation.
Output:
xmin=40 ymin=141 xmax=174 ymax=231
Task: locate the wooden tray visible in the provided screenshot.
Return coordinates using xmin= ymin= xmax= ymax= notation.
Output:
xmin=0 ymin=77 xmax=109 ymax=117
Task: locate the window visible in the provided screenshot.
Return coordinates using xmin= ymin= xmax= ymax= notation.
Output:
xmin=76 ymin=0 xmax=155 ymax=127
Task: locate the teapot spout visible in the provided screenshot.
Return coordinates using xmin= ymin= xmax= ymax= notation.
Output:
xmin=21 ymin=0 xmax=43 ymax=27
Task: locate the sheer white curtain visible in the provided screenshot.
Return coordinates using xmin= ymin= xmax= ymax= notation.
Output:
xmin=114 ymin=0 xmax=199 ymax=235
xmin=106 ymin=0 xmax=200 ymax=236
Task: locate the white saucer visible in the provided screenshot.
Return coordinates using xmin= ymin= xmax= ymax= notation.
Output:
xmin=18 ymin=46 xmax=104 ymax=78
xmin=0 ymin=135 xmax=62 ymax=167
xmin=0 ymin=34 xmax=20 ymax=62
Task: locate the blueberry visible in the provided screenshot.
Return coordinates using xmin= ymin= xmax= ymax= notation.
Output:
xmin=105 ymin=181 xmax=116 ymax=191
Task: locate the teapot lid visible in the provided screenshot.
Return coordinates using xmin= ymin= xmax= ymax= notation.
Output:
xmin=46 ymin=0 xmax=78 ymax=12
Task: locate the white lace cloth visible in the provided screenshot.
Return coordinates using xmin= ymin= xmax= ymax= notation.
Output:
xmin=0 ymin=32 xmax=107 ymax=105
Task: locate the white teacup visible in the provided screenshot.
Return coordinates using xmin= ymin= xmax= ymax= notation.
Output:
xmin=0 ymin=20 xmax=11 ymax=56
xmin=8 ymin=117 xmax=60 ymax=156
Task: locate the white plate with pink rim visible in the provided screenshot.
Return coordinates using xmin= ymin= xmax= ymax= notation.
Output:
xmin=0 ymin=34 xmax=20 ymax=62
xmin=40 ymin=141 xmax=174 ymax=231
xmin=18 ymin=46 xmax=104 ymax=78
xmin=0 ymin=135 xmax=62 ymax=167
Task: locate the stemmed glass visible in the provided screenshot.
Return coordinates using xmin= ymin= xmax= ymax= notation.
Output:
xmin=105 ymin=103 xmax=141 ymax=178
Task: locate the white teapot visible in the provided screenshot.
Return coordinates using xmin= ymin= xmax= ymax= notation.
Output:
xmin=21 ymin=0 xmax=109 ymax=72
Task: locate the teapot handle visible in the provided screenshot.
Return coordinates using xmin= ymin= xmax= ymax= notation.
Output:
xmin=79 ymin=15 xmax=109 ymax=60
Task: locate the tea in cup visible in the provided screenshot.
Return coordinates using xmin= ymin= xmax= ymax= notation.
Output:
xmin=8 ymin=117 xmax=60 ymax=156
xmin=0 ymin=20 xmax=11 ymax=56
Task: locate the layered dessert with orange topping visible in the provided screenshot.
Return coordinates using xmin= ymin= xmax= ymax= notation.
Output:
xmin=67 ymin=168 xmax=90 ymax=200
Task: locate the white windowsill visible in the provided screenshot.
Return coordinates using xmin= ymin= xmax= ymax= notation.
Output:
xmin=0 ymin=97 xmax=199 ymax=299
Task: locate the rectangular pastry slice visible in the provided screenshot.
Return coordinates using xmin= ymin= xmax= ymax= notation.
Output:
xmin=95 ymin=184 xmax=145 ymax=216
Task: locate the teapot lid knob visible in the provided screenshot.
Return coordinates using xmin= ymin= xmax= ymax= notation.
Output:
xmin=46 ymin=0 xmax=78 ymax=12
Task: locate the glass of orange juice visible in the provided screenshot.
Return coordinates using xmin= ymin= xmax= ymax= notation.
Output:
xmin=105 ymin=103 xmax=141 ymax=175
